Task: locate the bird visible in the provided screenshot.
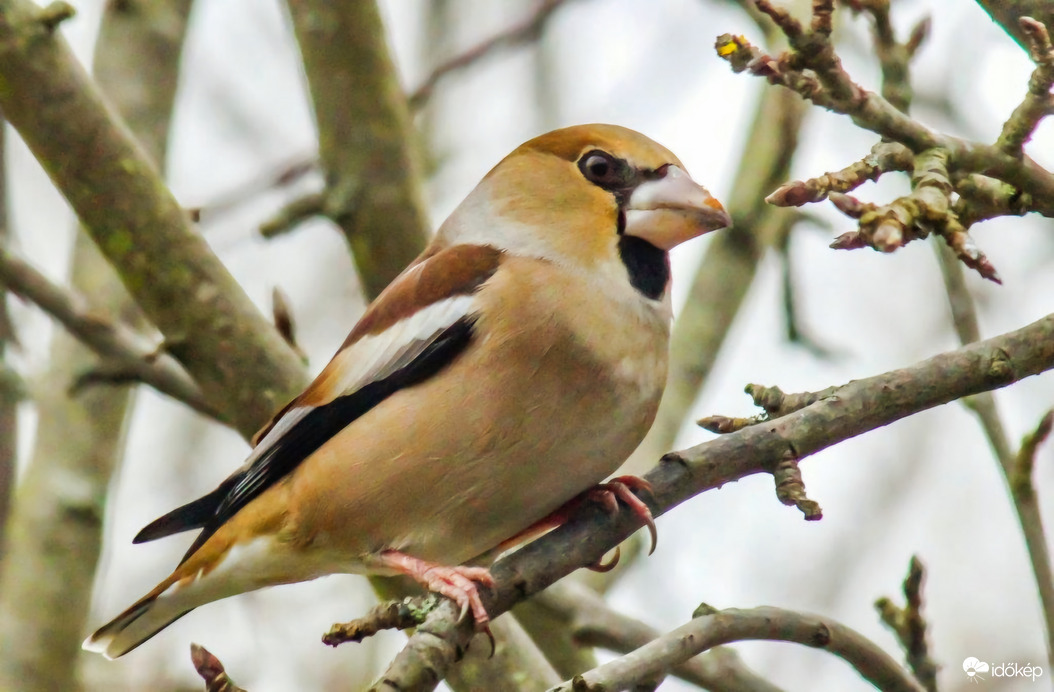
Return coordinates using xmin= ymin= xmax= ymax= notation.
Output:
xmin=83 ymin=123 xmax=731 ymax=660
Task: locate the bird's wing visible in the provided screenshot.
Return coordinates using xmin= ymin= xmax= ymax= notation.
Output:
xmin=133 ymin=244 xmax=505 ymax=562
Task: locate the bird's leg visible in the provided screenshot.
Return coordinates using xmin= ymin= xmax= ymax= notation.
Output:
xmin=495 ymin=475 xmax=658 ymax=568
xmin=377 ymin=550 xmax=495 ymax=628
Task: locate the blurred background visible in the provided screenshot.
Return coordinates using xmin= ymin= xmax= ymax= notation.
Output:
xmin=2 ymin=0 xmax=1053 ymax=689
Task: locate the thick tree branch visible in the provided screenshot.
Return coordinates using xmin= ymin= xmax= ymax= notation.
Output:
xmin=0 ymin=0 xmax=306 ymax=439
xmin=0 ymin=247 xmax=220 ymax=421
xmin=285 ymin=0 xmax=429 ymax=300
xmin=550 ymin=606 xmax=923 ymax=692
xmin=378 ymin=312 xmax=1054 ymax=690
xmin=0 ymin=3 xmax=199 ymax=690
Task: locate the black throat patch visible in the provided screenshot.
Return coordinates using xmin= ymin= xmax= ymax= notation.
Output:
xmin=618 ymin=235 xmax=669 ymax=300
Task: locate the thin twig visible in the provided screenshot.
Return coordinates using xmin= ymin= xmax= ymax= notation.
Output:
xmin=996 ymin=17 xmax=1054 ymax=155
xmin=0 ymin=246 xmax=222 ymax=422
xmin=934 ymin=243 xmax=1054 ymax=673
xmin=874 ymin=556 xmax=939 ymax=691
xmin=407 ymin=0 xmax=579 ymax=111
xmin=714 ymin=6 xmax=1054 ymax=236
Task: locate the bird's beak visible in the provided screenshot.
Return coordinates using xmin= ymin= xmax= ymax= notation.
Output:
xmin=624 ymin=165 xmax=732 ymax=250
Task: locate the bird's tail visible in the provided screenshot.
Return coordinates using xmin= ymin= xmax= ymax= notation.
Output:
xmin=82 ymin=579 xmax=191 ymax=660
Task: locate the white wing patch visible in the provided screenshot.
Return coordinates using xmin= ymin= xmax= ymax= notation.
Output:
xmin=247 ymin=293 xmax=478 ymax=462
xmin=334 ymin=293 xmax=478 ymax=394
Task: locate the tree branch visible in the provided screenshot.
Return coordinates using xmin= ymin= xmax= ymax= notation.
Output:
xmin=376 ymin=312 xmax=1054 ymax=690
xmin=934 ymin=242 xmax=1054 ymax=672
xmin=551 ymin=606 xmax=923 ymax=692
xmin=0 ymin=246 xmax=221 ymax=421
xmin=537 ymin=580 xmax=787 ymax=692
xmin=285 ymin=0 xmax=429 ymax=300
xmin=714 ymin=1 xmax=1054 ymax=281
xmin=996 ymin=17 xmax=1054 ymax=155
xmin=0 ymin=3 xmax=200 ymax=690
xmin=0 ymin=0 xmax=306 ymax=439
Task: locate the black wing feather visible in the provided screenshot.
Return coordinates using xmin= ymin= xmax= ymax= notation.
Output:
xmin=132 ymin=316 xmax=477 ymax=564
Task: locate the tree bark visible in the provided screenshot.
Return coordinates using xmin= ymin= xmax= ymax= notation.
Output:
xmin=0 ymin=2 xmax=195 ymax=689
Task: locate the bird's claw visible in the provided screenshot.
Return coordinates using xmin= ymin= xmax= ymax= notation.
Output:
xmin=587 ymin=545 xmax=621 ymax=572
xmin=378 ymin=551 xmax=495 ymax=631
xmin=588 ymin=475 xmax=658 ymax=554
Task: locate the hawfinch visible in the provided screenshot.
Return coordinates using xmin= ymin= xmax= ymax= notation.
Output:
xmin=84 ymin=123 xmax=730 ymax=659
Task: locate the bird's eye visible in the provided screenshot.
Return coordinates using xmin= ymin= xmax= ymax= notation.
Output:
xmin=579 ymin=151 xmax=625 ymax=189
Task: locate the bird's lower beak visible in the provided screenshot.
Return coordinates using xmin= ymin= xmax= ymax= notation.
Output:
xmin=624 ymin=165 xmax=732 ymax=250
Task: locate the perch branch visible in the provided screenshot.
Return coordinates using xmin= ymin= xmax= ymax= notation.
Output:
xmin=375 ymin=312 xmax=1054 ymax=690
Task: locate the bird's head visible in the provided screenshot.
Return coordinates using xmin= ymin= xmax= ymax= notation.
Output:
xmin=436 ymin=124 xmax=731 ymax=290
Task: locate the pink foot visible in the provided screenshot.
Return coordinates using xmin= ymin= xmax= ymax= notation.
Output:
xmin=379 ymin=550 xmax=495 ymax=629
xmin=495 ymin=475 xmax=658 ymax=567
xmin=591 ymin=475 xmax=658 ymax=555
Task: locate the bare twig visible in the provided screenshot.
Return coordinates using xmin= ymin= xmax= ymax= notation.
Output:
xmin=1013 ymin=409 xmax=1054 ymax=499
xmin=407 ymin=0 xmax=579 ymax=111
xmin=996 ymin=17 xmax=1054 ymax=155
xmin=976 ymin=1 xmax=1054 ymax=53
xmin=549 ymin=606 xmax=923 ymax=692
xmin=324 ymin=596 xmax=437 ymax=647
xmin=258 ymin=191 xmax=325 ymax=240
xmin=769 ymin=450 xmax=823 ymax=520
xmin=376 ymin=313 xmax=1054 ymax=690
xmin=767 ymin=141 xmax=912 ymax=206
xmin=875 ymin=556 xmax=939 ymax=691
xmin=934 ymin=243 xmax=1054 ymax=672
xmin=0 ymin=246 xmax=221 ymax=421
xmin=714 ymin=3 xmax=1054 ymax=279
xmin=191 ymin=155 xmax=317 ymax=225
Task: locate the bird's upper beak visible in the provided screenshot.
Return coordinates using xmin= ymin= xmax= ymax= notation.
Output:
xmin=623 ymin=165 xmax=732 ymax=250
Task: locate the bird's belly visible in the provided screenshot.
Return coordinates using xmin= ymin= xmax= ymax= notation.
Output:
xmin=286 ymin=328 xmax=663 ymax=568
